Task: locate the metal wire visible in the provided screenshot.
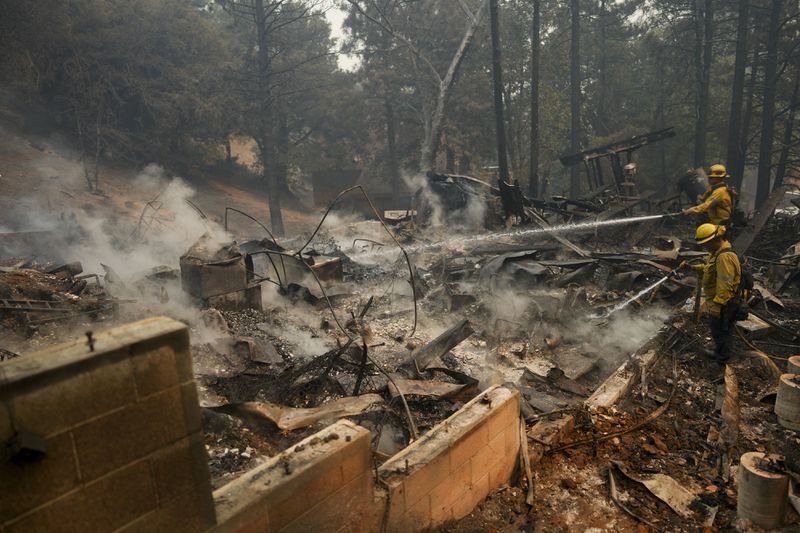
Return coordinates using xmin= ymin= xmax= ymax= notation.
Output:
xmin=265 ymin=250 xmax=351 ymax=339
xmin=294 ymin=185 xmax=418 ymax=336
xmin=224 ymin=207 xmax=279 ymax=245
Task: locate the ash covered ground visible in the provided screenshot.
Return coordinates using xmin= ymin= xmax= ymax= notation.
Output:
xmin=2 ymin=159 xmax=800 ymax=529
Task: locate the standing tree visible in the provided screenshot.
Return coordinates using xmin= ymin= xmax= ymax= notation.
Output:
xmin=489 ymin=0 xmax=510 ymax=185
xmin=693 ymin=0 xmax=713 ymax=168
xmin=755 ymin=0 xmax=785 ymax=207
xmin=569 ymin=0 xmax=581 ymax=198
xmin=725 ymin=0 xmax=749 ymax=186
xmin=773 ymin=68 xmax=799 ymax=189
xmin=529 ymin=0 xmax=540 ymax=198
xmin=344 ymin=0 xmax=490 ymax=173
xmin=220 ymin=0 xmax=330 ymax=236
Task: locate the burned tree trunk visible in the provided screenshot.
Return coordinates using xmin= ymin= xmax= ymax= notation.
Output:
xmin=529 ymin=0 xmax=540 ymax=198
xmin=569 ymin=0 xmax=581 ymax=198
xmin=489 ymin=0 xmax=510 ymax=185
xmin=385 ymin=96 xmax=401 ymax=197
xmin=755 ymin=0 xmax=784 ymax=207
xmin=597 ymin=0 xmax=608 ymax=137
xmin=735 ymin=44 xmax=761 ymax=191
xmin=693 ymin=0 xmax=713 ymax=169
xmin=725 ymin=0 xmax=749 ymax=186
xmin=275 ymin=109 xmax=292 ymax=202
xmin=254 ymin=0 xmax=284 ymax=236
xmin=773 ymin=69 xmax=799 ymax=190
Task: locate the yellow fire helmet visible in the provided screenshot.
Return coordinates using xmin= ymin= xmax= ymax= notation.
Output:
xmin=695 ymin=223 xmax=726 ymax=244
xmin=709 ymin=164 xmax=729 ymax=178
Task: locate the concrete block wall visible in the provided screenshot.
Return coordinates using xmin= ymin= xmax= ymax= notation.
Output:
xmin=1 ymin=315 xmax=522 ymax=533
xmin=0 ymin=317 xmax=215 ymax=532
xmin=212 ymin=420 xmax=383 ymax=533
xmin=378 ymin=386 xmax=520 ymax=532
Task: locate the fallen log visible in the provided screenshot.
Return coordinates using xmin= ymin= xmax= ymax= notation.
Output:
xmin=400 ymin=319 xmax=474 ymax=373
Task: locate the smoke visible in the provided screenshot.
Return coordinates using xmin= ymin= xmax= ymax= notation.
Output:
xmin=8 ymin=163 xmax=229 ymax=279
xmin=566 ymin=306 xmax=670 ymax=373
xmin=0 ymin=155 xmax=242 ymax=342
xmin=28 ymin=153 xmax=86 ymax=190
xmin=403 ymin=173 xmax=487 ymax=233
xmin=476 ymin=279 xmax=668 ymax=375
xmin=280 ymin=322 xmax=334 ymax=358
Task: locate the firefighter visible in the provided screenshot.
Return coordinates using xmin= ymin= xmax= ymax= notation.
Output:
xmin=680 ymin=223 xmax=744 ymax=363
xmin=681 ymin=164 xmax=733 ymax=226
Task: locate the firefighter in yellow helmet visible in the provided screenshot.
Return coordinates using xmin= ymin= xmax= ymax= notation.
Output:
xmin=681 ymin=164 xmax=733 ymax=225
xmin=679 ymin=223 xmax=745 ymax=363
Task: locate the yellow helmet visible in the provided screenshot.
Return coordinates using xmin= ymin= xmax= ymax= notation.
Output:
xmin=695 ymin=223 xmax=726 ymax=244
xmin=709 ymin=164 xmax=729 ymax=178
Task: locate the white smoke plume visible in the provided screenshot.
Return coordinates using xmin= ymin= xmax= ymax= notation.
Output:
xmin=8 ymin=163 xmax=229 ymax=279
xmin=402 ymin=173 xmax=487 ymax=233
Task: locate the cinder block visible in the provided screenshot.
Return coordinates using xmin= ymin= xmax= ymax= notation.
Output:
xmin=73 ymin=386 xmax=186 ymax=481
xmin=150 ymin=436 xmax=203 ymax=503
xmin=9 ymin=356 xmax=135 ymax=437
xmin=5 ymin=461 xmax=157 ymax=533
xmin=486 ymin=397 xmax=518 ymax=438
xmin=381 ymin=482 xmax=407 ymax=527
xmin=113 ymin=511 xmax=157 ymax=533
xmin=214 ymin=422 xmax=369 ymax=532
xmin=0 ymin=432 xmax=80 ymax=522
xmin=472 ymin=431 xmax=504 ymax=481
xmin=129 ymin=328 xmax=192 ymax=382
xmin=4 ymin=488 xmax=89 ymax=533
xmin=505 ymin=420 xmax=520 ymax=454
xmin=119 ymin=486 xmax=216 ymax=533
xmin=448 ymin=423 xmax=489 ymax=471
xmin=80 ymin=460 xmax=158 ymax=531
xmin=187 ymin=430 xmax=214 ymax=490
xmin=488 ymin=449 xmax=517 ymax=489
xmin=451 ymin=472 xmax=490 ymax=521
xmin=0 ymin=318 xmax=187 ymax=388
xmin=180 ymin=381 xmax=203 ymax=434
xmin=267 ymin=462 xmax=346 ymax=529
xmin=429 ymin=460 xmax=471 ymax=522
xmin=266 ymin=431 xmax=371 ymax=525
xmin=401 ymin=451 xmax=450 ymax=509
xmin=147 ymin=487 xmax=216 ymax=532
xmin=132 ymin=346 xmax=179 ymax=398
xmin=392 ymin=494 xmax=431 ymax=533
xmin=277 ymin=472 xmax=378 ymax=533
xmin=209 ymin=505 xmax=268 ymax=533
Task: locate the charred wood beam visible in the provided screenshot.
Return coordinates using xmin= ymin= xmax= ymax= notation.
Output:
xmin=559 ymin=128 xmax=675 ymax=167
xmin=400 ymin=319 xmax=474 ymax=374
xmin=524 ymin=208 xmax=590 ymax=257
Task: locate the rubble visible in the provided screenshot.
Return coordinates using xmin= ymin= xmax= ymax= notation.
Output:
xmin=3 ymin=172 xmax=800 ymax=529
xmin=0 ymin=258 xmax=127 ymax=330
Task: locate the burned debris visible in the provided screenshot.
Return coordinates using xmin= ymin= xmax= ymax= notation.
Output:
xmin=0 ymin=258 xmax=130 ymax=334
xmin=2 ymin=166 xmax=800 ymax=531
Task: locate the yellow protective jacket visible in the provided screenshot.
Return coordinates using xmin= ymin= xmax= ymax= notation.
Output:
xmin=688 ymin=241 xmax=742 ymax=316
xmin=687 ymin=182 xmax=732 ymax=224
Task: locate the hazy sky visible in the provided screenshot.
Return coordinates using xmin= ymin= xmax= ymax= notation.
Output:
xmin=323 ymin=3 xmax=359 ymax=70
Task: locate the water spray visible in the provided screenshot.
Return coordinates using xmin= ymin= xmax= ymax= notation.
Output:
xmin=357 ymin=212 xmax=682 ymax=258
xmin=602 ymin=267 xmax=680 ymax=318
